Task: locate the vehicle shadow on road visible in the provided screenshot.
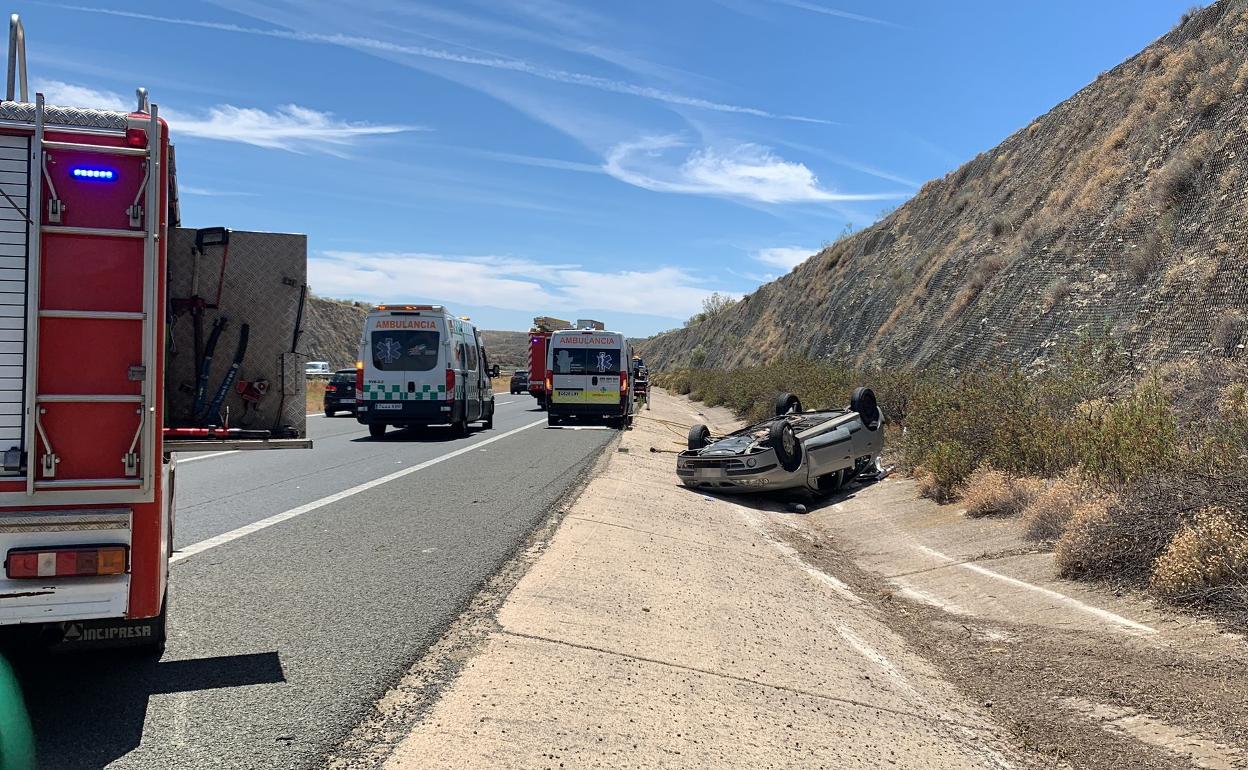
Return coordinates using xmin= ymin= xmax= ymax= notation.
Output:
xmin=350 ymin=426 xmax=483 ymax=444
xmin=10 ymin=649 xmax=285 ymax=768
xmin=689 ymin=478 xmax=878 ymax=516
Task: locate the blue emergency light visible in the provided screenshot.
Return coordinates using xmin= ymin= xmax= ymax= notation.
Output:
xmin=71 ymin=168 xmax=116 ymax=181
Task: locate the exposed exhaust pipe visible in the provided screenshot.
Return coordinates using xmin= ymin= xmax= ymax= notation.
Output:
xmin=6 ymin=13 xmax=26 ymax=102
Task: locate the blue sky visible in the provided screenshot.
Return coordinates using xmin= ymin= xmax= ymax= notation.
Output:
xmin=24 ymin=0 xmax=1194 ymax=335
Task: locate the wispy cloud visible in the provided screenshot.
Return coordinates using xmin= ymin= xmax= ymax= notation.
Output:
xmin=447 ymin=147 xmax=604 ymax=174
xmin=755 ymin=246 xmax=816 ymax=269
xmin=35 ymin=79 xmax=416 ymax=154
xmin=309 ymin=251 xmax=731 ymax=320
xmin=55 ymin=4 xmax=832 ymax=124
xmin=774 ymin=139 xmax=922 ymax=189
xmin=179 ymin=185 xmax=259 ymax=197
xmin=604 ymin=136 xmax=908 ymax=204
xmin=765 ymin=0 xmax=906 ymax=29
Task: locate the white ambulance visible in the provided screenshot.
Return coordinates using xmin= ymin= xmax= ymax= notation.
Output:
xmin=545 ymin=329 xmax=634 ymax=428
xmin=355 ymin=305 xmax=498 ymax=438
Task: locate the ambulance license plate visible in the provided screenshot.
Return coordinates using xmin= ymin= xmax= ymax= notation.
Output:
xmin=375 ymin=402 xmax=401 ymax=410
xmin=341 ymin=399 xmax=356 ymax=405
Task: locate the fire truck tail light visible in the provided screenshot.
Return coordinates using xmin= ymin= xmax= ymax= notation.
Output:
xmin=6 ymin=546 xmax=128 ymax=579
xmin=126 ymin=127 xmax=148 ymax=147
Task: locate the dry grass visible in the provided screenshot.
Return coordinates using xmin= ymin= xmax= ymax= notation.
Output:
xmin=305 ymin=378 xmax=326 ymax=413
xmin=1021 ymin=471 xmax=1106 ymax=541
xmin=1053 ymin=497 xmax=1129 ymax=579
xmin=960 ymin=466 xmax=1044 ymax=518
xmin=1041 ymin=277 xmax=1072 ymax=313
xmin=1151 ymin=506 xmax=1248 ymax=599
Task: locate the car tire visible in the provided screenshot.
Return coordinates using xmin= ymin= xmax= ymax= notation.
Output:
xmin=453 ymin=415 xmax=470 ymax=437
xmin=547 ymin=413 xmax=561 ymax=427
xmin=325 ymin=409 xmax=335 ymax=418
xmin=368 ymin=423 xmax=386 ymax=439
xmin=774 ymin=392 xmax=802 ymax=416
xmin=484 ymin=403 xmax=495 ymax=429
xmin=687 ymin=423 xmax=711 ymax=450
xmin=769 ymin=420 xmax=802 ymax=472
xmin=850 ymin=387 xmax=879 ymax=430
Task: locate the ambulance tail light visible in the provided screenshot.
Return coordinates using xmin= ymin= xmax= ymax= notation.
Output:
xmin=446 ymin=368 xmax=457 ymax=400
xmin=620 ymin=370 xmax=629 ymax=394
xmin=546 ymin=372 xmax=552 ymax=393
xmin=355 ymin=360 xmax=364 ymax=397
xmin=6 ymin=546 xmax=128 ymax=579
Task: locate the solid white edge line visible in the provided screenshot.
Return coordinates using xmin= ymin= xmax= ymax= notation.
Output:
xmin=171 ymin=418 xmax=547 ymax=565
xmin=915 ymin=544 xmax=1157 ymax=634
xmin=175 ymin=450 xmax=240 ymax=464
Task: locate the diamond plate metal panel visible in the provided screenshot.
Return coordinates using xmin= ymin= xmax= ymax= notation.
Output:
xmin=0 ymin=101 xmax=130 ymax=130
xmin=165 ymin=229 xmax=307 ymax=437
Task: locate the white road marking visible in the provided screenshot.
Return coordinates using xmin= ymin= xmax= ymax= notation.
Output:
xmin=171 ymin=419 xmax=546 ymax=564
xmin=890 ymin=578 xmax=972 ymax=615
xmin=915 ymin=544 xmax=1157 ymax=635
xmin=835 ymin=625 xmax=921 ymax=699
xmin=551 ymin=425 xmax=612 ymax=431
xmin=495 ymin=400 xmax=516 ymax=405
xmin=175 ymin=450 xmax=240 ymax=464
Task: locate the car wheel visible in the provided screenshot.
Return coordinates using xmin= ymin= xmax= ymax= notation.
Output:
xmin=547 ymin=413 xmax=561 ymax=427
xmin=368 ymin=423 xmax=386 ymax=439
xmin=484 ymin=403 xmax=495 ymax=429
xmin=850 ymin=387 xmax=879 ymax=430
xmin=774 ymin=392 xmax=802 ymax=416
xmin=325 ymin=409 xmax=335 ymax=418
xmin=453 ymin=415 xmax=470 ymax=437
xmin=687 ymin=423 xmax=711 ymax=450
xmin=769 ymin=420 xmax=803 ymax=472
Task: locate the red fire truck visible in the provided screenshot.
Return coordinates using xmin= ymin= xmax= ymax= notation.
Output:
xmin=0 ymin=17 xmax=308 ymax=654
xmin=526 ymin=316 xmax=572 ymax=409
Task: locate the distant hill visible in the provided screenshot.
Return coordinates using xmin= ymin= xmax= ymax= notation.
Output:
xmin=479 ymin=330 xmax=531 ymax=370
xmin=302 ymin=296 xmax=530 ymax=370
xmin=639 ymin=0 xmax=1248 ymax=373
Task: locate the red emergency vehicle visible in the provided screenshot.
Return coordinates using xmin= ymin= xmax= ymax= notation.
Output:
xmin=0 ymin=17 xmax=307 ymax=654
xmin=526 ymin=316 xmax=572 ymax=409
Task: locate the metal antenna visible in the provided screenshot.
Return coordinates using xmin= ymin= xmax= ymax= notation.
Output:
xmin=6 ymin=14 xmax=27 ymax=102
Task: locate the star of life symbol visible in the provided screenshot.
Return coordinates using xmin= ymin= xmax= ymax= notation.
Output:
xmin=376 ymin=337 xmax=404 ymax=365
xmin=595 ymin=352 xmax=613 ymax=372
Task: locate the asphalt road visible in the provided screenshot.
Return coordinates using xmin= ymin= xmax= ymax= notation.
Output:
xmin=12 ymin=397 xmax=614 ymax=769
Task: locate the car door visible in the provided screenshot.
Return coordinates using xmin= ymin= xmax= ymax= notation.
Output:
xmin=550 ymin=345 xmax=587 ymax=404
xmin=802 ymin=415 xmax=855 ymax=482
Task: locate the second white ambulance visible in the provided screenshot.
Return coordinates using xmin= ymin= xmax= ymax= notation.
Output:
xmin=546 ymin=329 xmax=634 ymax=428
xmin=355 ymin=305 xmax=498 ymax=438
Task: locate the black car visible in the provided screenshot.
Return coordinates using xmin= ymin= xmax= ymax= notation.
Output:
xmin=509 ymin=370 xmax=529 ymax=395
xmin=323 ymin=368 xmax=357 ymax=417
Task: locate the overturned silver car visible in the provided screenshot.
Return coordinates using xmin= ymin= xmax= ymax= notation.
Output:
xmin=677 ymin=388 xmax=884 ymax=495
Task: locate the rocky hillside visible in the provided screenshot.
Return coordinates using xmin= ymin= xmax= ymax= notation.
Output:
xmin=302 ymin=297 xmax=530 ymax=370
xmin=640 ymin=0 xmax=1248 ymax=373
xmin=303 ymin=297 xmax=369 ymax=369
